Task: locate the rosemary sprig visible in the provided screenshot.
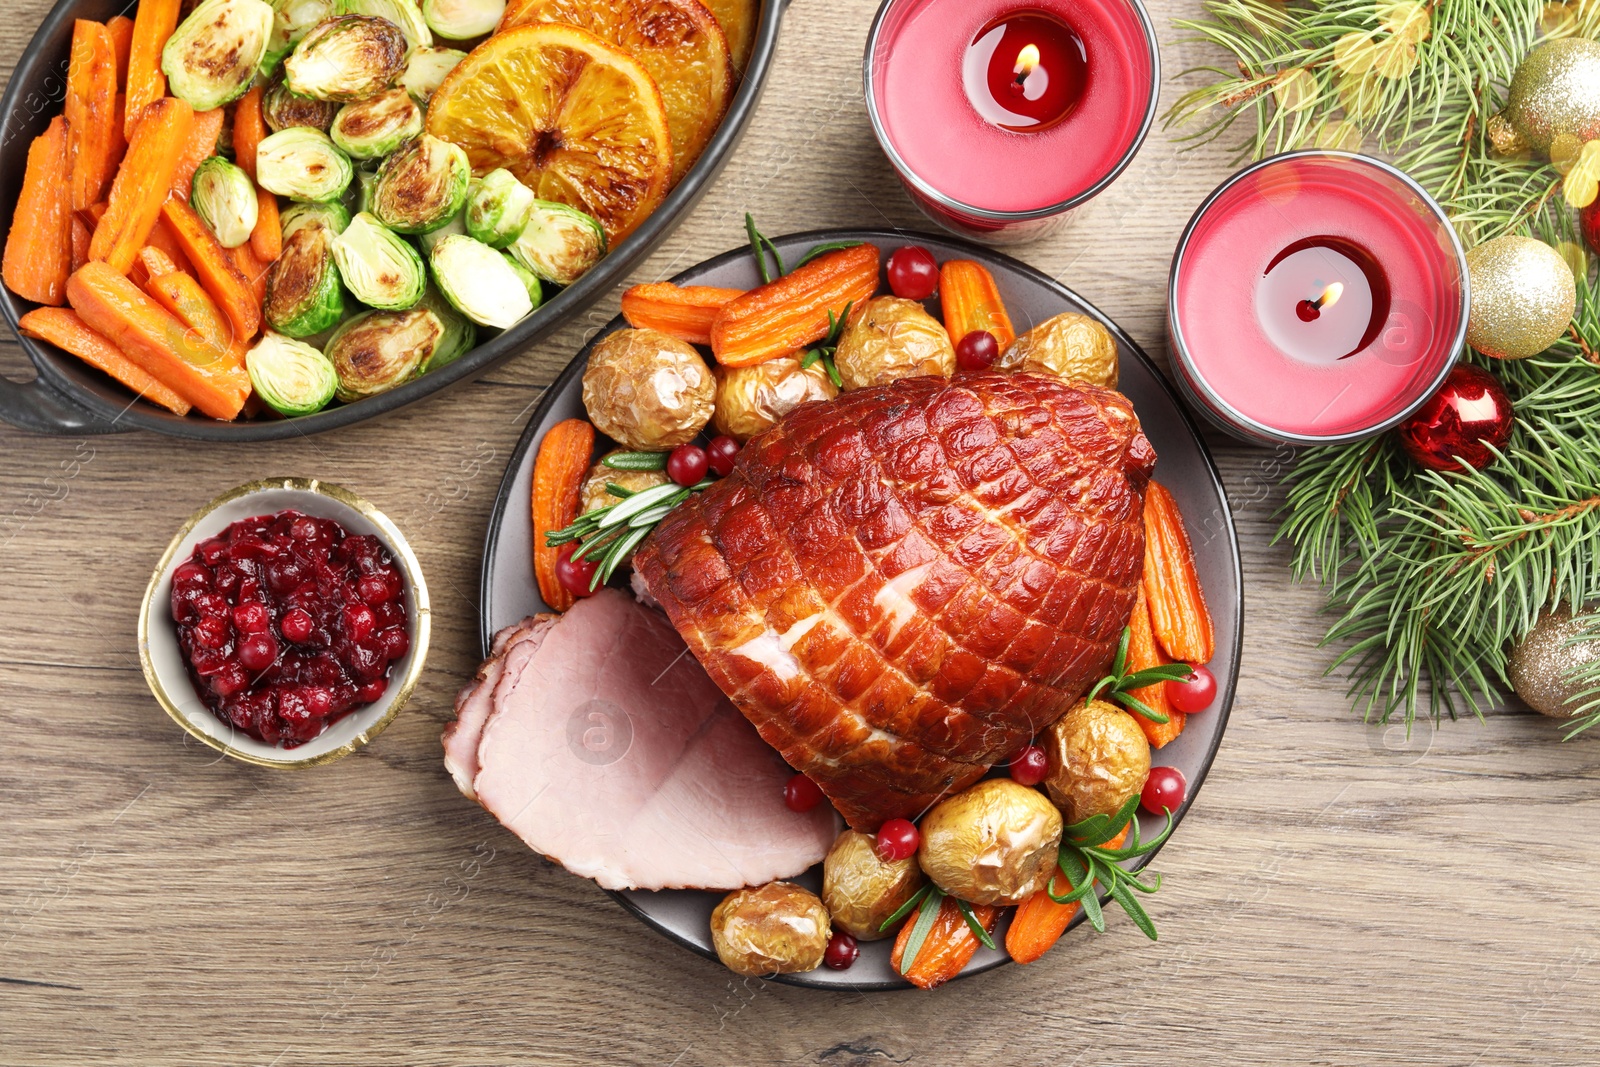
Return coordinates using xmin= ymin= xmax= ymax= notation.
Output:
xmin=879 ymin=882 xmax=934 ymax=934
xmin=745 ymin=213 xmax=785 ymax=283
xmin=1083 ymin=627 xmax=1194 ymax=724
xmin=602 ymin=451 xmax=669 ymax=472
xmin=545 ymin=478 xmax=714 ymax=590
xmin=1046 ymin=792 xmax=1174 ymax=941
xmin=799 ymin=301 xmax=853 ymax=389
xmin=792 ymin=240 xmax=864 ymax=270
xmin=895 ymin=886 xmax=945 ymax=976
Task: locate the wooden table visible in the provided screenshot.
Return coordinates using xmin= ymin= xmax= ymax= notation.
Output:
xmin=4 ymin=2 xmax=1598 ymax=1063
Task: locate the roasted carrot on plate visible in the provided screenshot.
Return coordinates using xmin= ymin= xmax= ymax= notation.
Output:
xmin=1127 ymin=585 xmax=1184 ymax=749
xmin=532 ymin=418 xmax=597 ymax=612
xmin=170 ymin=108 xmax=226 ymax=198
xmin=160 ymin=196 xmax=261 ymax=342
xmin=710 ymin=244 xmax=880 ymax=367
xmin=1143 ymin=480 xmax=1215 ymax=665
xmin=622 ymin=283 xmax=743 ymax=346
xmin=66 ymin=19 xmax=119 ymax=214
xmin=18 ymin=307 xmax=191 ymax=416
xmin=889 ymin=891 xmax=997 ymax=990
xmin=1005 ymin=827 xmax=1128 ymax=964
xmin=2 ymin=116 xmax=72 ymax=307
xmin=90 ymin=96 xmax=194 ymax=276
xmin=940 ymin=259 xmax=1016 ymax=351
xmin=124 ymin=0 xmax=180 ymax=140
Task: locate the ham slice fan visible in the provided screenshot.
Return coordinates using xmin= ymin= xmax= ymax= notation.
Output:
xmin=445 ymin=589 xmax=836 ymax=891
xmin=633 ymin=372 xmax=1156 ymax=831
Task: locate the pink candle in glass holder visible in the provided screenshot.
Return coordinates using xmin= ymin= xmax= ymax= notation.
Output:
xmin=864 ymin=0 xmax=1159 ymax=244
xmin=1167 ymin=152 xmax=1469 ymax=446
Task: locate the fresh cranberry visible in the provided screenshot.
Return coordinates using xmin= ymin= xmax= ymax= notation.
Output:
xmin=783 ymin=773 xmax=825 ymax=813
xmin=667 ymin=444 xmax=709 ymax=487
xmin=173 ymin=561 xmax=210 ymax=589
xmin=1009 ymin=745 xmax=1049 ymax=786
xmin=875 ymin=818 xmax=920 ymax=863
xmin=356 ymin=679 xmax=387 ymax=704
xmin=280 ymin=608 xmax=315 ymax=644
xmin=1167 ymin=665 xmax=1217 ymax=713
xmin=357 ymin=573 xmax=395 ymax=604
xmin=555 ymin=544 xmax=600 ymax=598
xmin=1141 ymin=766 xmax=1187 ymax=815
xmin=233 ymin=601 xmax=271 ymax=634
xmin=706 ymin=435 xmax=741 ymax=478
xmin=238 ymin=633 xmax=279 ymax=673
xmin=824 ymin=931 xmax=860 ymax=970
xmin=378 ymin=627 xmax=410 ymax=661
xmin=266 ymin=559 xmax=304 ymax=595
xmin=956 ymin=330 xmax=1000 ymax=372
xmin=343 ymin=603 xmax=377 ymax=643
xmin=886 ymin=246 xmax=939 ymax=300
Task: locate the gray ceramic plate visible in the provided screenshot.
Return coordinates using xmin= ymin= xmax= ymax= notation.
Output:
xmin=479 ymin=229 xmax=1242 ymax=989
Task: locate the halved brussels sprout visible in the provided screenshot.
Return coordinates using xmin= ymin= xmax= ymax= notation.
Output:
xmin=284 ymin=15 xmax=408 ymax=102
xmin=398 ymin=46 xmax=466 ymax=106
xmin=246 ymin=331 xmax=340 ymax=416
xmin=333 ymin=212 xmax=427 ymax=310
xmin=418 ymin=208 xmax=467 ymax=257
xmin=191 ymin=157 xmax=259 ymax=250
xmin=162 ymin=0 xmax=276 ymax=111
xmin=510 ymin=200 xmax=606 ymax=286
xmin=325 ymin=308 xmax=443 ymax=400
xmin=330 ymin=88 xmax=423 ymax=160
xmin=416 ymin=285 xmax=478 ymax=372
xmin=262 ymin=0 xmax=339 ymax=76
xmin=281 ymin=200 xmax=352 ymax=239
xmin=503 ymin=253 xmax=544 ymax=310
xmin=342 ymin=0 xmax=434 ymax=49
xmin=373 ymin=134 xmax=471 ymax=234
xmin=429 ymin=235 xmax=534 ymax=329
xmin=256 ymin=128 xmax=355 ymax=204
xmin=422 ymin=0 xmax=506 ymax=40
xmin=465 ymin=169 xmax=534 ymax=250
xmin=263 ymin=79 xmax=339 ymax=133
xmin=265 ymin=213 xmax=347 ymax=337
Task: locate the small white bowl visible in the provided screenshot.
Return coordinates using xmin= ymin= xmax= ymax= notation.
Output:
xmin=138 ymin=478 xmax=432 ymax=768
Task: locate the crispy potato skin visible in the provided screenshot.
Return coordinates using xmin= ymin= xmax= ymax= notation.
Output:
xmin=822 ymin=829 xmax=925 ymax=940
xmin=710 ymin=881 xmax=831 ymax=976
xmin=833 ymin=296 xmax=954 ymax=391
xmin=1043 ymin=699 xmax=1151 ymax=825
xmin=582 ymin=327 xmax=715 ymax=450
xmin=917 ymin=779 xmax=1062 ymax=906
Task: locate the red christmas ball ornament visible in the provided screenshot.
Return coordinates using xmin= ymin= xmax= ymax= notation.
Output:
xmin=1396 ymin=365 xmax=1514 ymax=473
xmin=1583 ymin=198 xmax=1600 ymax=258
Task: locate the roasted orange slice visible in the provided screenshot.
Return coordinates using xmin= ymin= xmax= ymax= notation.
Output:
xmin=427 ymin=24 xmax=672 ymax=244
xmin=499 ymin=0 xmax=732 ymax=183
xmin=700 ymin=0 xmax=757 ymax=73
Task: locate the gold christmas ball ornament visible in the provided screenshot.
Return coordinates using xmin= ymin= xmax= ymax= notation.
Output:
xmin=1502 ymin=37 xmax=1600 ymax=152
xmin=1465 ymin=235 xmax=1576 ymax=360
xmin=1508 ymin=607 xmax=1600 ymax=719
xmin=1485 ymin=112 xmax=1530 ymax=157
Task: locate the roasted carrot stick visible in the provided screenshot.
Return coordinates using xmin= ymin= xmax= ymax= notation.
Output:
xmin=170 ymin=108 xmax=225 ymax=198
xmin=67 ymin=262 xmax=248 ymax=420
xmin=107 ymin=93 xmax=130 ymax=175
xmin=70 ymin=216 xmax=93 ymax=276
xmin=1127 ymin=585 xmax=1184 ymax=749
xmin=622 ymin=283 xmax=744 ymax=346
xmin=940 ymin=259 xmax=1015 ymax=351
xmin=1006 ymin=828 xmax=1128 ymax=965
xmin=890 ymin=894 xmax=997 ymax=990
xmin=160 ymin=197 xmax=261 ymax=342
xmin=533 ymin=419 xmax=596 ymax=612
xmin=136 ymin=246 xmax=182 ymax=282
xmin=233 ymin=86 xmax=265 ymax=178
xmin=125 ymin=0 xmax=180 ymax=141
xmin=107 ymin=15 xmax=134 ymax=85
xmin=3 ymin=117 xmax=72 ymax=306
xmin=145 ymin=215 xmax=196 ymax=277
xmin=227 ymin=242 xmax=271 ymax=308
xmin=1142 ymin=481 xmax=1215 ymax=664
xmin=250 ymin=187 xmax=281 ymax=263
xmin=145 ymin=269 xmax=242 ymax=369
xmin=710 ymin=244 xmax=880 ymax=367
xmin=18 ymin=307 xmax=191 ymax=415
xmin=90 ymin=96 xmax=194 ymax=275
xmin=66 ymin=20 xmax=119 ymax=213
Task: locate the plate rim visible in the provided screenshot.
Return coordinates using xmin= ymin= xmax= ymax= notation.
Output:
xmin=477 ymin=227 xmax=1244 ymax=991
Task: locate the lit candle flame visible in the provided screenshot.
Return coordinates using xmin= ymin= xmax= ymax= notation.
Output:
xmin=1316 ymin=281 xmax=1345 ymax=311
xmin=1014 ymin=43 xmax=1041 ymax=83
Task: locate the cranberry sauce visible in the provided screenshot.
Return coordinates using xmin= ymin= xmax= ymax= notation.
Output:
xmin=171 ymin=510 xmax=410 ymax=747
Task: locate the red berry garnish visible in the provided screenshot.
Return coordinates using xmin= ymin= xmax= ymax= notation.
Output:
xmin=956 ymin=330 xmax=999 ymax=372
xmin=666 ymin=443 xmax=709 ymax=487
xmin=1009 ymin=744 xmax=1048 ymax=786
xmin=875 ymin=818 xmax=920 ymax=862
xmin=1141 ymin=766 xmax=1187 ymax=815
xmin=555 ymin=543 xmax=600 ymax=597
xmin=824 ymin=931 xmax=860 ymax=970
xmin=706 ymin=435 xmax=741 ymax=478
xmin=886 ymin=246 xmax=939 ymax=300
xmin=783 ymin=773 xmax=825 ymax=813
xmin=1167 ymin=665 xmax=1217 ymax=713
xmin=280 ymin=607 xmax=315 ymax=644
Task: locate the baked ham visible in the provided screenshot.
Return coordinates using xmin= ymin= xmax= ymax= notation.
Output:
xmin=633 ymin=372 xmax=1155 ymax=831
xmin=446 ymin=590 xmax=836 ymax=891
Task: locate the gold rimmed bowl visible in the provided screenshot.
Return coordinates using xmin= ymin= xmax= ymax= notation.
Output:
xmin=138 ymin=479 xmax=431 ymax=768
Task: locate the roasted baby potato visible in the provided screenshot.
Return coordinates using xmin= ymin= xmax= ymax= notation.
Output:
xmin=710 ymin=881 xmax=831 ymax=976
xmin=833 ymin=296 xmax=955 ymax=391
xmin=713 ymin=356 xmax=838 ymax=441
xmin=1043 ymin=699 xmax=1151 ymax=825
xmin=579 ymin=450 xmax=671 ymax=515
xmin=917 ymin=778 xmax=1062 ymax=906
xmin=822 ymin=829 xmax=925 ymax=940
xmin=582 ymin=328 xmax=716 ymax=451
xmin=998 ymin=312 xmax=1119 ymax=389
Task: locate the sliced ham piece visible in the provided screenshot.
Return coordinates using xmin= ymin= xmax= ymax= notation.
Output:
xmin=443 ymin=615 xmax=556 ymax=799
xmin=447 ymin=589 xmax=836 ymax=891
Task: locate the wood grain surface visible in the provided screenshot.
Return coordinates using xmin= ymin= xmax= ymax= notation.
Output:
xmin=3 ymin=1 xmax=1599 ymax=1064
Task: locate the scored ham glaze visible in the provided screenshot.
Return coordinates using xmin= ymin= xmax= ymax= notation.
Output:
xmin=633 ymin=372 xmax=1156 ymax=830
